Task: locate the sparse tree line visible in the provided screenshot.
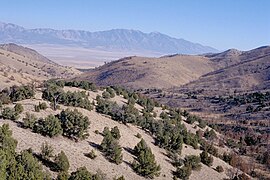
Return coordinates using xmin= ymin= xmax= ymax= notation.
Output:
xmin=213 ymin=91 xmax=270 ymax=113
xmin=0 ymin=81 xmax=256 ymax=179
xmin=45 ymin=79 xmax=98 ymax=91
xmin=0 ymin=85 xmax=35 ymax=104
xmin=0 ymin=124 xmax=124 ymax=180
xmin=42 ymin=83 xmax=93 ymax=111
xmin=23 ymin=108 xmax=90 ymax=141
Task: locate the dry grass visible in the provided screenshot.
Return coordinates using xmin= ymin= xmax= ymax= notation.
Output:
xmin=0 ymin=87 xmax=242 ymax=179
xmin=77 ymin=55 xmax=216 ymax=89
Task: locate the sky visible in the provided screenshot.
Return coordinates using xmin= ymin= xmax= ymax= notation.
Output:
xmin=0 ymin=0 xmax=269 ymax=50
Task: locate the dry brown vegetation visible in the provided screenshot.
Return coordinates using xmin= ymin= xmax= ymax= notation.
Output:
xmin=0 ymin=85 xmax=247 ymax=179
xmin=77 ymin=55 xmax=216 ymax=89
xmin=0 ymin=44 xmax=81 ymax=89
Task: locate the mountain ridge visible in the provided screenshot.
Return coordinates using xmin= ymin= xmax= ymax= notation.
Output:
xmin=0 ymin=22 xmax=218 ymax=55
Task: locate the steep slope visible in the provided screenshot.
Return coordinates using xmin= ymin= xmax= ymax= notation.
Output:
xmin=77 ymin=55 xmax=216 ymax=89
xmin=0 ymin=84 xmax=248 ymax=180
xmin=185 ymin=46 xmax=270 ymax=92
xmin=0 ymin=43 xmax=80 ymax=88
xmin=0 ymin=43 xmax=55 ymax=64
xmin=0 ymin=22 xmax=218 ymax=54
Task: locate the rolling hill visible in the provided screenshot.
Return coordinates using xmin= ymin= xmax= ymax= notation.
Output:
xmin=0 ymin=43 xmax=80 ymax=88
xmin=77 ymin=55 xmax=217 ymax=89
xmin=0 ymin=81 xmax=252 ymax=179
xmin=184 ymin=46 xmax=270 ymax=93
xmin=78 ymin=46 xmax=270 ymax=92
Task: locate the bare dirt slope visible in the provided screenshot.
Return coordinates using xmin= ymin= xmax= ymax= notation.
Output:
xmin=0 ymin=43 xmax=81 ymax=89
xmin=185 ymin=46 xmax=270 ymax=92
xmin=77 ymin=55 xmax=216 ymax=89
xmin=0 ymin=88 xmax=238 ymax=180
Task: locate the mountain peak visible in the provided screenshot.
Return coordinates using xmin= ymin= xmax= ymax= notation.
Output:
xmin=0 ymin=21 xmax=218 ymax=55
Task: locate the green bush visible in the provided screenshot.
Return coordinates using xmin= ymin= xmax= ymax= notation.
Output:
xmin=63 ymin=80 xmax=97 ymax=91
xmin=102 ymin=91 xmax=111 ymax=99
xmin=184 ymin=155 xmax=201 ymax=171
xmin=35 ymin=102 xmax=48 ymax=112
xmin=215 ymin=165 xmax=224 ymax=173
xmin=59 ymin=109 xmax=90 ymax=140
xmin=57 ymin=171 xmax=69 ymax=180
xmin=14 ymin=150 xmax=49 ymax=179
xmin=111 ymin=126 xmax=121 ymax=140
xmin=41 ymin=141 xmax=54 ymax=160
xmin=55 ymin=151 xmax=70 ymax=172
xmin=23 ymin=112 xmax=37 ymax=129
xmin=0 ymin=124 xmax=51 ymax=179
xmin=175 ymin=165 xmax=192 ymax=180
xmin=69 ymin=167 xmax=92 ymax=180
xmin=135 ymin=133 xmax=142 ymax=138
xmin=201 ymin=141 xmax=219 ymax=157
xmin=9 ymin=85 xmax=35 ymax=102
xmin=1 ymin=107 xmax=18 ymax=120
xmin=34 ymin=115 xmax=63 ymax=137
xmin=14 ymin=103 xmax=24 ymax=113
xmin=106 ymin=87 xmax=115 ymax=98
xmin=198 ymin=120 xmax=207 ymax=129
xmin=200 ymin=151 xmax=213 ymax=166
xmin=113 ymin=175 xmax=125 ymax=180
xmin=85 ymin=149 xmax=97 ymax=159
xmin=42 ymin=85 xmax=93 ymax=111
xmin=204 ymin=129 xmax=217 ymax=140
xmin=0 ymin=89 xmax=11 ymax=104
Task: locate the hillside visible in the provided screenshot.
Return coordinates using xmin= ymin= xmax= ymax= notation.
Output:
xmin=77 ymin=55 xmax=216 ymax=89
xmin=0 ymin=22 xmax=218 ymax=55
xmin=0 ymin=80 xmax=253 ymax=180
xmin=0 ymin=43 xmax=80 ymax=88
xmin=192 ymin=46 xmax=270 ymax=92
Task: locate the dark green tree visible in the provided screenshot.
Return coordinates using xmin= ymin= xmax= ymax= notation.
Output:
xmin=100 ymin=130 xmax=123 ymax=164
xmin=35 ymin=115 xmax=63 ymax=137
xmin=200 ymin=151 xmax=213 ymax=166
xmin=184 ymin=155 xmax=201 ymax=171
xmin=55 ymin=151 xmax=70 ymax=172
xmin=59 ymin=109 xmax=90 ymax=140
xmin=14 ymin=103 xmax=24 ymax=113
xmin=23 ymin=112 xmax=37 ymax=129
xmin=111 ymin=126 xmax=121 ymax=140
xmin=1 ymin=107 xmax=18 ymax=120
xmin=132 ymin=139 xmax=160 ymax=178
xmin=57 ymin=171 xmax=69 ymax=180
xmin=175 ymin=165 xmax=192 ymax=180
xmin=69 ymin=167 xmax=92 ymax=180
xmin=9 ymin=85 xmax=35 ymax=102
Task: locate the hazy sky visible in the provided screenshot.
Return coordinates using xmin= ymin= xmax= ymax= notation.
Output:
xmin=1 ymin=0 xmax=269 ymax=50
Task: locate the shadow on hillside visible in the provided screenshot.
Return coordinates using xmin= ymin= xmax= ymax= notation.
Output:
xmin=123 ymin=160 xmax=133 ymax=169
xmin=33 ymin=153 xmax=58 ymax=172
xmin=123 ymin=146 xmax=134 ymax=155
xmin=14 ymin=121 xmax=24 ymax=128
xmin=88 ymin=141 xmax=101 ymax=149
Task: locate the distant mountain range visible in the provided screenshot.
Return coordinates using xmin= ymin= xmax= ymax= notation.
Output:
xmin=0 ymin=22 xmax=218 ymax=55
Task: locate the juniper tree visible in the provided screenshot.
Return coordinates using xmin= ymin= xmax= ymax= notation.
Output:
xmin=200 ymin=151 xmax=213 ymax=166
xmin=132 ymin=139 xmax=160 ymax=178
xmin=55 ymin=151 xmax=70 ymax=172
xmin=22 ymin=113 xmax=37 ymax=129
xmin=111 ymin=126 xmax=121 ymax=140
xmin=14 ymin=103 xmax=24 ymax=113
